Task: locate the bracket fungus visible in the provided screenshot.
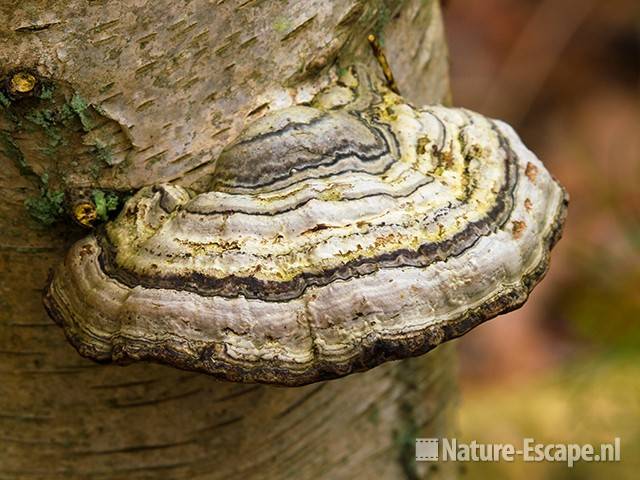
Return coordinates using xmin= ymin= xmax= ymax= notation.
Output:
xmin=45 ymin=68 xmax=568 ymax=386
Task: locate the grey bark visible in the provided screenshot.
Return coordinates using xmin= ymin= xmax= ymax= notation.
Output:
xmin=0 ymin=1 xmax=457 ymax=478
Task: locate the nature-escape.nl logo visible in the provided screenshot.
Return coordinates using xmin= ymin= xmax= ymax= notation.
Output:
xmin=415 ymin=437 xmax=621 ymax=467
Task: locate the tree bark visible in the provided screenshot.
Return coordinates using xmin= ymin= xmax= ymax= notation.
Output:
xmin=0 ymin=1 xmax=457 ymax=478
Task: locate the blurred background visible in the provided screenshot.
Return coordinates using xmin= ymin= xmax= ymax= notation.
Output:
xmin=442 ymin=0 xmax=640 ymax=477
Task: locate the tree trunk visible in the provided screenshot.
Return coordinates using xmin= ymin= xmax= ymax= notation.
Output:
xmin=0 ymin=1 xmax=457 ymax=478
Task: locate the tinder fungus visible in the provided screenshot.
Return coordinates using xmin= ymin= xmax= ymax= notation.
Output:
xmin=45 ymin=68 xmax=568 ymax=385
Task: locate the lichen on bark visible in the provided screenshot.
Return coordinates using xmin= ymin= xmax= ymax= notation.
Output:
xmin=0 ymin=72 xmax=133 ymax=226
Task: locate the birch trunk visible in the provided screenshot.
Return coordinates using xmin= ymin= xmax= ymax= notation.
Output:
xmin=0 ymin=1 xmax=457 ymax=478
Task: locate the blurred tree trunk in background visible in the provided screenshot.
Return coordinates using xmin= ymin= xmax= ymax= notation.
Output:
xmin=0 ymin=1 xmax=457 ymax=478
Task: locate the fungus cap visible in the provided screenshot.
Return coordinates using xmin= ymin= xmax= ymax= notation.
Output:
xmin=45 ymin=73 xmax=567 ymax=386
